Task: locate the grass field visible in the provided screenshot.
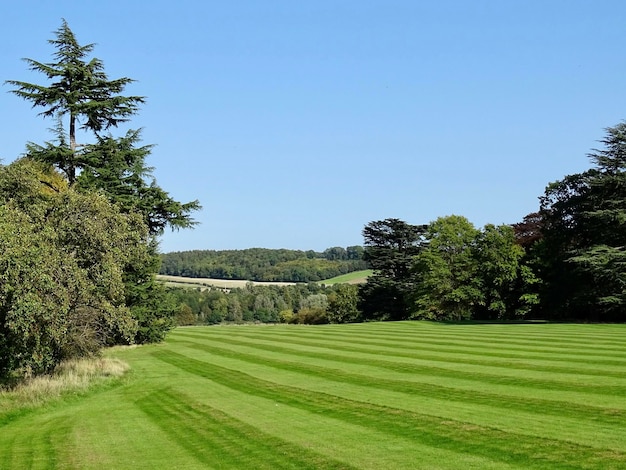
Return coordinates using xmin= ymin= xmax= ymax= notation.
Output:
xmin=319 ymin=269 xmax=373 ymax=285
xmin=1 ymin=321 xmax=626 ymax=469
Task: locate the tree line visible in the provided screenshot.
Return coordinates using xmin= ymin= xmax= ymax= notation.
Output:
xmin=358 ymin=217 xmax=538 ymax=321
xmin=170 ymin=122 xmax=626 ymax=326
xmin=358 ymin=123 xmax=626 ymax=323
xmin=160 ymin=246 xmax=367 ymax=282
xmin=1 ymin=20 xmax=199 ymax=382
xmin=170 ymin=282 xmax=360 ymax=326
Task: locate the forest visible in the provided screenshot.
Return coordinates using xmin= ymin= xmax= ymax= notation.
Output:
xmin=160 ymin=246 xmax=367 ymax=282
xmin=2 ymin=20 xmax=626 ymax=385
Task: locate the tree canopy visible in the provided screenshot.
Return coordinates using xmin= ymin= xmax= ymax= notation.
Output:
xmin=6 ymin=19 xmax=144 ymax=185
xmin=358 ymin=218 xmax=427 ymax=320
xmin=5 ymin=19 xmax=200 ymax=234
xmin=0 ymin=159 xmax=146 ymax=378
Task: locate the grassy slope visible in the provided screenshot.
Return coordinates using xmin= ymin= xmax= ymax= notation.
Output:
xmin=1 ymin=322 xmax=626 ymax=469
xmin=319 ymin=269 xmax=373 ymax=284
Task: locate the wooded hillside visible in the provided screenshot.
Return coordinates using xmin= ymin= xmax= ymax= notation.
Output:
xmin=160 ymin=246 xmax=367 ymax=282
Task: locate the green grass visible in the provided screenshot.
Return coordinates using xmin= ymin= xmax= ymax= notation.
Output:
xmin=320 ymin=269 xmax=373 ymax=284
xmin=1 ymin=322 xmax=626 ymax=469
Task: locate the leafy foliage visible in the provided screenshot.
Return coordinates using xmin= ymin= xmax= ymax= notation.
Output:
xmin=412 ymin=216 xmax=483 ymax=320
xmin=2 ymin=21 xmax=201 ymax=381
xmin=357 ymin=216 xmax=537 ymax=322
xmin=166 ymin=282 xmax=360 ymax=326
xmin=0 ymin=160 xmax=146 ymax=379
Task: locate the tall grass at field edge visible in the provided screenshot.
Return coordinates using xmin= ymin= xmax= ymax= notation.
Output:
xmin=0 ymin=356 xmax=130 ymax=413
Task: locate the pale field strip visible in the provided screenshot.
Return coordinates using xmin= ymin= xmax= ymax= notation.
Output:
xmin=157 ymin=274 xmax=297 ymax=289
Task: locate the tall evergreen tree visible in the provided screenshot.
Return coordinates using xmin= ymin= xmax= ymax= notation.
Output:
xmin=358 ymin=218 xmax=426 ymax=320
xmin=6 ymin=19 xmax=200 ymax=234
xmin=539 ymin=123 xmax=626 ymax=321
xmin=77 ymin=129 xmax=200 ymax=235
xmin=5 ymin=19 xmax=144 ymax=185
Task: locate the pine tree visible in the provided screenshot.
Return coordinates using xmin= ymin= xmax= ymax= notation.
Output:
xmin=6 ymin=19 xmax=144 ymax=185
xmin=6 ymin=19 xmax=200 ymax=234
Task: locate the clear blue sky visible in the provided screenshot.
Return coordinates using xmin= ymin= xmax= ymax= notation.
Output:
xmin=2 ymin=1 xmax=626 ymax=253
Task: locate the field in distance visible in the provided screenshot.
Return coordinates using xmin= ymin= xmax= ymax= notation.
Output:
xmin=319 ymin=269 xmax=372 ymax=284
xmin=156 ymin=274 xmax=298 ymax=289
xmin=157 ymin=269 xmax=372 ymax=289
xmin=2 ymin=321 xmax=625 ymax=469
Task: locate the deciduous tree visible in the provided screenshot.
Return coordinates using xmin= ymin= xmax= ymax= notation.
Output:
xmin=0 ymin=159 xmax=144 ymax=379
xmin=411 ymin=215 xmax=481 ymax=320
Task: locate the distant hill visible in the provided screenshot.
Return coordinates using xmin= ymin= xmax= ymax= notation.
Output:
xmin=159 ymin=246 xmax=368 ymax=283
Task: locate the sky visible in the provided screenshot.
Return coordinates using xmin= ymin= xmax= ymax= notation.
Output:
xmin=2 ymin=1 xmax=626 ymax=253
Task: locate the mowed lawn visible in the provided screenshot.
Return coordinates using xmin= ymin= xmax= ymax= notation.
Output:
xmin=2 ymin=322 xmax=626 ymax=469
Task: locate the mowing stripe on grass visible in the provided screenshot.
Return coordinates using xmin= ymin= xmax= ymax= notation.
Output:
xmin=2 ymin=322 xmax=625 ymax=469
xmin=152 ymin=349 xmax=626 ymax=470
xmin=168 ymin=338 xmax=626 ymax=424
xmin=136 ymin=388 xmax=354 ymax=470
xmin=0 ymin=413 xmax=75 ymax=470
xmin=182 ymin=328 xmax=626 ymax=378
xmin=176 ymin=326 xmax=626 ymax=370
xmin=179 ymin=325 xmax=626 ymax=364
xmin=171 ymin=332 xmax=626 ymax=395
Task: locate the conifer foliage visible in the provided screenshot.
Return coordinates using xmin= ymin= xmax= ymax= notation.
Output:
xmin=539 ymin=123 xmax=626 ymax=321
xmin=6 ymin=19 xmax=144 ymax=185
xmin=5 ymin=19 xmax=200 ymax=233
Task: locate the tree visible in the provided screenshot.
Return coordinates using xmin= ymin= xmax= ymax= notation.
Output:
xmin=346 ymin=245 xmax=364 ymax=260
xmin=412 ymin=215 xmax=482 ymax=321
xmin=472 ymin=224 xmax=538 ymax=319
xmin=358 ymin=218 xmax=426 ymax=320
xmin=511 ymin=212 xmax=543 ymax=249
xmin=411 ymin=216 xmax=538 ymax=321
xmin=327 ymin=284 xmax=361 ymax=323
xmin=323 ymin=246 xmax=347 ymax=260
xmin=175 ymin=303 xmax=196 ymax=326
xmin=6 ymin=19 xmax=144 ymax=185
xmin=0 ymin=159 xmax=144 ymax=379
xmin=538 ymin=123 xmax=626 ymax=321
xmin=6 ymin=20 xmax=200 ymax=234
xmin=77 ymin=129 xmax=201 ymax=235
xmin=0 ymin=203 xmax=71 ymax=378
